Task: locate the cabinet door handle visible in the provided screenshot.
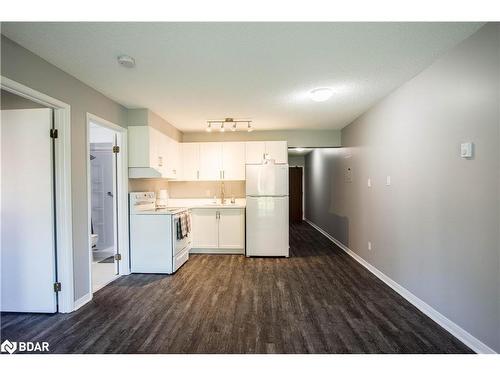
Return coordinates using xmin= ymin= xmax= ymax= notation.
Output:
xmin=222 ymin=170 xmax=225 ymax=179
xmin=197 ymin=170 xmax=200 ymax=179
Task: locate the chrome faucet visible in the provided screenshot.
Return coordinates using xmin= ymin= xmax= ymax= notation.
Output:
xmin=220 ymin=181 xmax=226 ymax=204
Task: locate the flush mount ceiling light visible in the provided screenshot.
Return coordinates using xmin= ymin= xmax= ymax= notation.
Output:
xmin=206 ymin=118 xmax=253 ymax=132
xmin=117 ymin=55 xmax=136 ymax=68
xmin=309 ymin=87 xmax=333 ymax=102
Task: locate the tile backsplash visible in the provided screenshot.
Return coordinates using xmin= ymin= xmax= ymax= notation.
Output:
xmin=129 ymin=179 xmax=245 ymax=199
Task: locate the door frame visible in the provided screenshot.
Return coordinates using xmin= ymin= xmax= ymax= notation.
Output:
xmin=1 ymin=76 xmax=74 ymax=313
xmin=86 ymin=113 xmax=129 ymax=298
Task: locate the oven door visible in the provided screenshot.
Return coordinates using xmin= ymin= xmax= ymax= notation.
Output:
xmin=173 ymin=213 xmax=192 ymax=255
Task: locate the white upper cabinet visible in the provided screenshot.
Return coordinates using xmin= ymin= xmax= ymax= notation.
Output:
xmin=164 ymin=136 xmax=180 ymax=179
xmin=264 ymin=141 xmax=288 ymax=164
xmin=199 ymin=142 xmax=223 ymax=181
xmin=130 ymin=135 xmax=287 ymax=180
xmin=128 ymin=126 xmax=162 ymax=172
xmin=245 ymin=141 xmax=288 ymax=164
xmin=245 ymin=141 xmax=266 ymax=164
xmin=221 ymin=142 xmax=245 ymax=180
xmin=128 ymin=126 xmax=180 ymax=179
xmin=181 ymin=143 xmax=200 ymax=181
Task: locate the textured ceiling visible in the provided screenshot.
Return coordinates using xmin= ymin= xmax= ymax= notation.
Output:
xmin=1 ymin=22 xmax=483 ymax=131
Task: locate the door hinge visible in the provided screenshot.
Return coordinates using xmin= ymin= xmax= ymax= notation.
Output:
xmin=50 ymin=129 xmax=59 ymax=139
xmin=114 ymin=253 xmax=122 ymax=261
xmin=53 ymin=282 xmax=62 ymax=292
xmin=112 ymin=145 xmax=120 ymax=153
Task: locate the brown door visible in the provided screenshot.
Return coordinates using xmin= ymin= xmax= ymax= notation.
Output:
xmin=289 ymin=167 xmax=303 ymax=223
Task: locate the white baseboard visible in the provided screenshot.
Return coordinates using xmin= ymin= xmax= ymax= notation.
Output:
xmin=304 ymin=219 xmax=497 ymax=354
xmin=190 ymin=248 xmax=245 ymax=255
xmin=73 ymin=293 xmax=92 ymax=311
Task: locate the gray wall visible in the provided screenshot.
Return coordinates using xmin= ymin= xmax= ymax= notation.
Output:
xmin=1 ymin=36 xmax=129 ymax=301
xmin=183 ymin=128 xmax=341 ymax=147
xmin=305 ymin=23 xmax=500 ymax=352
xmin=128 ymin=108 xmax=183 ymax=142
xmin=288 ymin=155 xmax=306 ymax=167
xmin=1 ymin=89 xmax=46 ymax=109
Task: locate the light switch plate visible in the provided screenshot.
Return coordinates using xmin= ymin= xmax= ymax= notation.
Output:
xmin=345 ymin=167 xmax=353 ymax=183
xmin=386 ymin=176 xmax=391 ymax=186
xmin=367 ymin=178 xmax=372 ymax=188
xmin=460 ymin=142 xmax=473 ymax=158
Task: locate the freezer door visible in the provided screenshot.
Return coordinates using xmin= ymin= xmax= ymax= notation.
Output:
xmin=246 ymin=196 xmax=289 ymax=257
xmin=246 ymin=164 xmax=289 ymax=196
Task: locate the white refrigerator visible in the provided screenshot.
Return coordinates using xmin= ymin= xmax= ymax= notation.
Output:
xmin=246 ymin=163 xmax=289 ymax=257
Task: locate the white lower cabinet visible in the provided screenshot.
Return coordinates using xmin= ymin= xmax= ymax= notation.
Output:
xmin=191 ymin=208 xmax=219 ymax=249
xmin=191 ymin=208 xmax=245 ymax=254
xmin=218 ymin=209 xmax=245 ymax=249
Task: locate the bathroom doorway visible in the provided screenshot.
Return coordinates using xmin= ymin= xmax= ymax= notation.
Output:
xmin=89 ymin=122 xmax=118 ymax=291
xmin=86 ymin=114 xmax=129 ymax=295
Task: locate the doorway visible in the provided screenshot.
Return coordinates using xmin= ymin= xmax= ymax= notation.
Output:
xmin=1 ymin=102 xmax=58 ymax=312
xmin=89 ymin=122 xmax=119 ymax=292
xmin=0 ymin=84 xmax=72 ymax=314
xmin=86 ymin=113 xmax=129 ymax=296
xmin=289 ymin=166 xmax=303 ymax=223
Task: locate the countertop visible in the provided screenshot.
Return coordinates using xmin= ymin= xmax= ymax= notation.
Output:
xmin=166 ymin=198 xmax=246 ymax=209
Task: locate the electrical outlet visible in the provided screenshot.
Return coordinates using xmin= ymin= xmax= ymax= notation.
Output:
xmin=368 ymin=241 xmax=372 ymax=251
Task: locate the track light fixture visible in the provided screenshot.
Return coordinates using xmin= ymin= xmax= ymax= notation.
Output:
xmin=206 ymin=118 xmax=253 ymax=132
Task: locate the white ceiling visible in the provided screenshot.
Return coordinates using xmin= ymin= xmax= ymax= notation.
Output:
xmin=2 ymin=22 xmax=483 ymax=132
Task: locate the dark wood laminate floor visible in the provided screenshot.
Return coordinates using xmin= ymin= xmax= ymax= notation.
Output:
xmin=1 ymin=222 xmax=473 ymax=354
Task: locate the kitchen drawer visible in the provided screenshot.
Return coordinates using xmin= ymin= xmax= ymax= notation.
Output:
xmin=173 ymin=247 xmax=189 ymax=272
xmin=174 ymin=232 xmax=192 ymax=255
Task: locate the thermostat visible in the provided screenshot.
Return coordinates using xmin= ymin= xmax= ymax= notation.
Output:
xmin=460 ymin=142 xmax=473 ymax=158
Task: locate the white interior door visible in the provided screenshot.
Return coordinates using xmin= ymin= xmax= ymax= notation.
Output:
xmin=1 ymin=108 xmax=58 ymax=313
xmin=112 ymin=133 xmax=119 ymax=275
